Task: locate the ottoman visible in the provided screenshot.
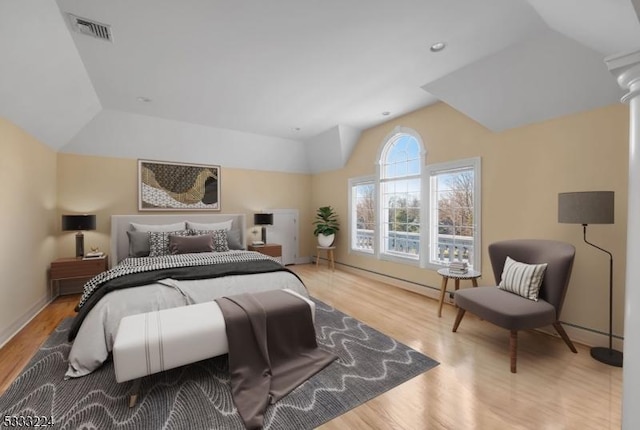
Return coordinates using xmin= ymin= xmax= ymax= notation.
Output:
xmin=112 ymin=288 xmax=315 ymax=406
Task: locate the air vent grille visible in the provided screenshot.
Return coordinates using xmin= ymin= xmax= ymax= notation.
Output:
xmin=67 ymin=13 xmax=112 ymax=42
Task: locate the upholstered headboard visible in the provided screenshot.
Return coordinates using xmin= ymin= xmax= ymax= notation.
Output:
xmin=110 ymin=213 xmax=247 ymax=266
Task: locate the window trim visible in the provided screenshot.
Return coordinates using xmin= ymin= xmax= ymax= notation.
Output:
xmin=423 ymin=156 xmax=482 ymax=270
xmin=376 ymin=126 xmax=427 ymax=264
xmin=348 ymin=175 xmax=376 ymax=257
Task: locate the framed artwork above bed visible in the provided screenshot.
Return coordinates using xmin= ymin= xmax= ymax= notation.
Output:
xmin=138 ymin=159 xmax=221 ymax=211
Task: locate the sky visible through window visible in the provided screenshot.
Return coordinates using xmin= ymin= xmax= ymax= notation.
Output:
xmin=384 ymin=134 xmax=420 ymax=179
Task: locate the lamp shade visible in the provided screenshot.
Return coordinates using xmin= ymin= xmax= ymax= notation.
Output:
xmin=62 ymin=214 xmax=96 ymax=231
xmin=558 ymin=191 xmax=614 ymax=224
xmin=254 ymin=213 xmax=274 ymax=225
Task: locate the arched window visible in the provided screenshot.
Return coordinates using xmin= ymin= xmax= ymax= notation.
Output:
xmin=378 ymin=128 xmax=425 ymax=261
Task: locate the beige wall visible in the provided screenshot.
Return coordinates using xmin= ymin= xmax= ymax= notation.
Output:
xmin=311 ymin=102 xmax=629 ymax=340
xmin=0 ymin=118 xmax=57 ymax=344
xmin=2 ymin=102 xmax=629 ymax=345
xmin=56 ymin=154 xmax=314 ymax=259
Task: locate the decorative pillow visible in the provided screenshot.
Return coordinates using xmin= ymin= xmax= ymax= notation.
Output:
xmin=149 ymin=230 xmax=191 ymax=257
xmin=126 ymin=230 xmax=151 ymax=257
xmin=212 ymin=229 xmax=230 ymax=252
xmin=186 ymin=220 xmax=233 ymax=231
xmin=226 ymin=229 xmax=244 ymax=250
xmin=169 ymin=234 xmax=214 ymax=255
xmin=192 ymin=229 xmax=229 ymax=252
xmin=130 ymin=221 xmax=186 ymax=232
xmin=498 ymin=256 xmax=548 ymax=301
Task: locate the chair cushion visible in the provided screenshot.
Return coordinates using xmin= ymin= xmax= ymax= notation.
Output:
xmin=498 ymin=256 xmax=547 ymax=301
xmin=455 ymin=286 xmax=556 ymax=330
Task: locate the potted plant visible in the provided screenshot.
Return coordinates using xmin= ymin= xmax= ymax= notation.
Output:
xmin=313 ymin=206 xmax=340 ymax=247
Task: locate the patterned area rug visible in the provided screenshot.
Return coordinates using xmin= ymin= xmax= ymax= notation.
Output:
xmin=0 ymin=299 xmax=438 ymax=429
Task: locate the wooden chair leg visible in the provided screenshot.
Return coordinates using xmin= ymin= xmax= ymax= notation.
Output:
xmin=510 ymin=330 xmax=518 ymax=373
xmin=452 ymin=308 xmax=466 ymax=332
xmin=553 ymin=321 xmax=578 ymax=353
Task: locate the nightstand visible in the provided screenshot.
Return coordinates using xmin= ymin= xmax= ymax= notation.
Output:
xmin=50 ymin=256 xmax=108 ymax=297
xmin=248 ymin=244 xmax=282 ymax=262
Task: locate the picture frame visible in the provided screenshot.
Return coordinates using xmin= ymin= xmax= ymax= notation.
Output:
xmin=138 ymin=159 xmax=221 ymax=211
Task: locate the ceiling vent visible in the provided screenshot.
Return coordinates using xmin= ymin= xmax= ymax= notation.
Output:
xmin=67 ymin=13 xmax=112 ymax=42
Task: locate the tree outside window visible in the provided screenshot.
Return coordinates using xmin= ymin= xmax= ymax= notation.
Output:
xmin=350 ymin=178 xmax=375 ymax=253
xmin=427 ymin=158 xmax=481 ymax=269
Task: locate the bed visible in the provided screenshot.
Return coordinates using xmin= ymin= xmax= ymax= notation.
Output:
xmin=65 ymin=213 xmax=309 ymax=379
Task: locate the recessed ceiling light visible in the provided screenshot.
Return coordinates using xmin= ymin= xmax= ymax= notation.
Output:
xmin=136 ymin=96 xmax=152 ymax=103
xmin=430 ymin=42 xmax=446 ymax=52
xmin=382 ymin=111 xmax=391 ymax=116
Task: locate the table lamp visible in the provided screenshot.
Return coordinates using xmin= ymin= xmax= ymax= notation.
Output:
xmin=62 ymin=214 xmax=96 ymax=257
xmin=254 ymin=213 xmax=273 ymax=244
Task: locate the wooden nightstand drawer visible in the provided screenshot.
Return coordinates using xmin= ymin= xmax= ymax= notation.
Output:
xmin=50 ymin=257 xmax=108 ymax=283
xmin=248 ymin=244 xmax=282 ymax=259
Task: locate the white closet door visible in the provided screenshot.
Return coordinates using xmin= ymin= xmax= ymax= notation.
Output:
xmin=268 ymin=210 xmax=298 ymax=265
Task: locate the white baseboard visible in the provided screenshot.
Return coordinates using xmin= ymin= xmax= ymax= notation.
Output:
xmin=337 ymin=263 xmax=623 ymax=350
xmin=339 ymin=264 xmax=442 ymax=300
xmin=295 ymin=256 xmax=313 ymax=265
xmin=0 ymin=294 xmax=51 ymax=349
xmin=538 ymin=324 xmax=624 ymax=351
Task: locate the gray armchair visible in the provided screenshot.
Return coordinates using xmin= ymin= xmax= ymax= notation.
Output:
xmin=452 ymin=239 xmax=577 ymax=373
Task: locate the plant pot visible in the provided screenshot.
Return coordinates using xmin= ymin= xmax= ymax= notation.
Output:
xmin=318 ymin=233 xmax=335 ymax=247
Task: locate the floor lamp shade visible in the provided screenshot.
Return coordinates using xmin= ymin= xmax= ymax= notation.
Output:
xmin=558 ymin=191 xmax=614 ymax=225
xmin=557 ymin=191 xmax=621 ymax=367
xmin=254 ymin=213 xmax=273 ymax=244
xmin=62 ymin=214 xmax=96 ymax=257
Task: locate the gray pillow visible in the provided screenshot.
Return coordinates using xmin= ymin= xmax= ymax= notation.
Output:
xmin=127 ymin=230 xmax=150 ymax=257
xmin=169 ymin=234 xmax=214 ymax=254
xmin=186 ymin=220 xmax=232 ymax=231
xmin=130 ymin=221 xmax=186 ymax=232
xmin=226 ymin=230 xmax=244 ymax=250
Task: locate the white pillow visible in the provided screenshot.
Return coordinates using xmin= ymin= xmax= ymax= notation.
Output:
xmin=130 ymin=222 xmax=186 ymax=232
xmin=186 ymin=220 xmax=233 ymax=231
xmin=498 ymin=256 xmax=548 ymax=301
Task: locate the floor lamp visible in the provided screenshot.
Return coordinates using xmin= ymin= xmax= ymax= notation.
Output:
xmin=558 ymin=191 xmax=622 ymax=367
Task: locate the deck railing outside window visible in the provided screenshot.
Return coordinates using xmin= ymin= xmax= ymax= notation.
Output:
xmin=355 ymin=229 xmax=473 ymax=267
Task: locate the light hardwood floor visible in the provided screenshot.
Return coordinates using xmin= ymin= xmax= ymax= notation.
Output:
xmin=0 ymin=265 xmax=622 ymax=429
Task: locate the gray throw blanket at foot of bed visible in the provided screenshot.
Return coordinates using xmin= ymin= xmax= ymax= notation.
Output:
xmin=216 ymin=290 xmax=336 ymax=430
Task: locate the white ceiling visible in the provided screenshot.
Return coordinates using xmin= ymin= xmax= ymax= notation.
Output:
xmin=1 ymin=0 xmax=639 ymax=172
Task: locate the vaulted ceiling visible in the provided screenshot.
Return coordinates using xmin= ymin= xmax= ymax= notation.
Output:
xmin=1 ymin=0 xmax=638 ymax=173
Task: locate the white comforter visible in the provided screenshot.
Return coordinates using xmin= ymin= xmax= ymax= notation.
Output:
xmin=66 ymin=271 xmax=308 ymax=378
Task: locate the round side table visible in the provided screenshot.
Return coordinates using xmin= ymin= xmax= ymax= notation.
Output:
xmin=437 ymin=268 xmax=481 ymax=317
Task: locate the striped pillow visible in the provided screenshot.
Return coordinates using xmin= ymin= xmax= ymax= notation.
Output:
xmin=498 ymin=256 xmax=548 ymax=301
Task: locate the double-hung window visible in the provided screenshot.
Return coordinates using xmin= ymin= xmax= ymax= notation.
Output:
xmin=378 ymin=128 xmax=425 ymax=262
xmin=349 ymin=176 xmax=375 ymax=254
xmin=425 ymin=157 xmax=481 ymax=270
